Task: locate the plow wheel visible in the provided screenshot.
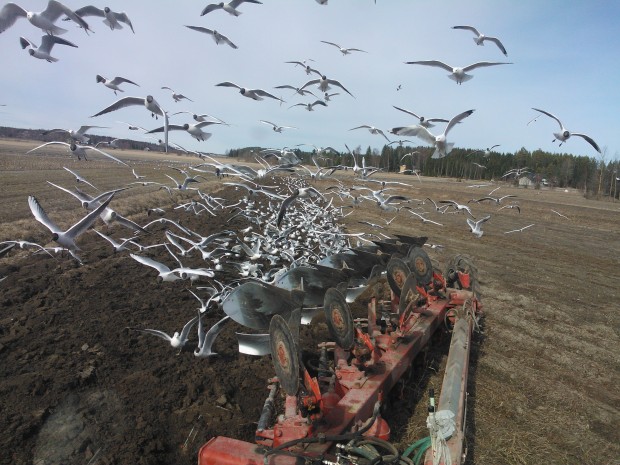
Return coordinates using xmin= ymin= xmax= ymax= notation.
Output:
xmin=269 ymin=315 xmax=300 ymax=396
xmin=324 ymin=288 xmax=354 ymax=350
xmin=444 ymin=255 xmax=480 ymax=299
xmin=399 ymin=273 xmax=424 ymax=315
xmin=406 ymin=246 xmax=433 ymax=286
xmin=386 ymin=258 xmax=411 ymax=298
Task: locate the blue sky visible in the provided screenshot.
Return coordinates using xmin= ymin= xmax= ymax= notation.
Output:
xmin=0 ymin=0 xmax=618 ymax=159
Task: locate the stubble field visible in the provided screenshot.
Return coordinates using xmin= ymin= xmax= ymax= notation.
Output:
xmin=0 ymin=139 xmax=618 ymax=465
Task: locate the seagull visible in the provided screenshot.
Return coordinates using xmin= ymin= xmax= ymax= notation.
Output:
xmin=392 ymin=106 xmax=450 ymax=128
xmin=27 ymin=141 xmax=128 ymax=166
xmin=129 ymin=253 xmax=182 ymax=282
xmin=42 ymin=125 xmax=107 ymax=144
xmin=405 ymin=209 xmax=444 ymax=226
xmin=216 ymin=82 xmax=284 ymax=102
xmin=467 ymin=215 xmax=491 ymax=238
xmin=551 ymin=209 xmax=569 ymax=219
xmin=96 ymin=75 xmax=139 ymax=95
xmin=161 ymin=86 xmax=193 ymax=103
xmin=92 ymin=95 xmax=165 ymax=119
xmin=147 ymin=121 xmax=221 ymax=142
xmin=194 ymin=315 xmax=230 ymax=358
xmin=0 ymin=1 xmax=91 ymax=35
xmin=46 ymin=181 xmax=127 ymax=210
xmin=452 ymin=25 xmax=508 ymax=56
xmin=28 ymin=193 xmax=114 ymax=251
xmin=504 ymin=224 xmax=534 ymax=234
xmin=323 ymin=92 xmax=339 ymax=102
xmin=171 ymin=111 xmax=227 ymax=125
xmin=274 ymin=84 xmax=318 ymax=98
xmin=260 ymin=120 xmax=297 ymax=132
xmin=285 ymin=60 xmax=321 ymax=76
xmin=201 ymin=0 xmax=262 ymax=16
xmin=405 ymin=60 xmax=512 ymax=84
xmin=19 ymin=35 xmax=77 ymax=62
xmin=439 ymin=200 xmax=475 ymax=217
xmin=289 ymin=100 xmax=327 ymax=111
xmin=349 ymin=125 xmax=391 ymax=142
xmin=93 ymin=230 xmax=136 ymax=253
xmin=117 ymin=121 xmax=147 ymax=131
xmin=497 ymin=203 xmax=521 ymax=213
xmin=71 ymin=6 xmax=134 ymax=32
xmin=63 ymin=166 xmax=99 ymax=191
xmin=277 ymin=186 xmax=325 ymax=227
xmin=531 ymin=108 xmax=601 ymax=153
xmin=300 ymin=74 xmax=354 ymax=97
xmin=185 ymin=25 xmax=238 ymax=49
xmin=391 ymin=109 xmax=475 ymax=159
xmin=129 ymin=315 xmax=199 ymax=350
xmin=469 ymin=194 xmax=516 ymax=205
xmin=320 ymin=40 xmax=368 ymax=55
xmin=468 ymin=144 xmax=500 ymax=157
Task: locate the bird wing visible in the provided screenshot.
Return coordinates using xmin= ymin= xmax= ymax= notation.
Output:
xmin=186 ymin=25 xmax=213 ymax=35
xmin=277 ymin=193 xmax=298 ymax=227
xmin=44 ymin=1 xmax=90 ymax=31
xmin=76 ymin=125 xmax=106 ymax=134
xmin=196 ymin=316 xmax=230 ymax=357
xmin=147 ymin=124 xmax=184 ymax=133
xmin=311 ymin=100 xmax=327 ymax=107
xmin=91 ymin=96 xmax=146 ymax=117
xmin=201 ymin=3 xmax=223 ymax=15
xmin=444 ymin=109 xmax=475 ymax=136
xmin=393 ymin=106 xmax=421 ymax=119
xmin=299 ymin=79 xmax=320 ymax=91
xmin=40 ymin=34 xmax=77 ymax=53
xmin=483 ymin=36 xmax=507 ymax=56
xmin=320 ymin=40 xmax=341 ymax=49
xmin=65 ymin=193 xmax=115 ymax=239
xmin=406 ymin=60 xmax=453 ymax=72
xmin=531 ymin=108 xmax=563 ymax=130
xmin=84 ymin=146 xmax=129 ymax=166
xmin=452 ymin=25 xmax=480 ymax=36
xmin=463 ymin=61 xmax=512 ymax=72
xmin=252 ymin=89 xmax=283 ymax=100
xmin=110 ymin=76 xmax=139 ymax=86
xmin=326 ymin=79 xmax=354 ymax=97
xmin=113 ymin=11 xmax=134 ymax=32
xmin=26 ymin=141 xmax=70 ymax=153
xmin=572 ymin=133 xmax=601 ymax=153
xmin=74 ymin=5 xmax=105 ymax=17
xmin=260 ymin=120 xmax=276 ymax=128
xmin=133 ymin=328 xmax=172 ymax=342
xmin=19 ymin=36 xmax=34 ymax=49
xmin=28 ymin=196 xmax=61 ymax=233
xmin=0 ymin=3 xmax=27 ymax=34
xmin=219 ymin=33 xmax=238 ymax=48
xmin=46 ymin=180 xmax=85 ymax=203
xmin=216 ymin=81 xmax=242 ymax=90
xmin=130 ymin=253 xmax=171 ymax=273
xmin=179 ymin=315 xmax=200 ymax=341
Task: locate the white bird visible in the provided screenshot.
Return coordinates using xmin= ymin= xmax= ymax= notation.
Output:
xmin=467 ymin=215 xmax=491 ymax=238
xmin=148 ymin=121 xmax=221 ymax=142
xmin=117 ymin=121 xmax=147 ymax=131
xmin=201 ymin=0 xmax=262 ymax=16
xmin=130 ymin=315 xmax=199 ymax=350
xmin=323 ymin=92 xmax=339 ymax=102
xmin=260 ymin=120 xmax=297 ymax=132
xmin=93 ymin=230 xmax=136 ymax=253
xmin=452 ymin=25 xmax=508 ymax=56
xmin=274 ymin=84 xmax=317 ymax=98
xmin=289 ymin=100 xmax=327 ymax=111
xmin=0 ymin=1 xmax=91 ymax=35
xmin=92 ymin=95 xmax=165 ymax=119
xmin=129 ymin=253 xmax=182 ymax=282
xmin=405 ymin=60 xmax=512 ymax=84
xmin=171 ymin=111 xmax=227 ymax=125
xmin=63 ymin=166 xmax=99 ymax=191
xmin=161 ymin=86 xmax=193 ymax=103
xmin=71 ymin=6 xmax=134 ymax=32
xmin=194 ymin=315 xmax=230 ymax=358
xmin=392 ymin=106 xmax=450 ymax=128
xmin=19 ymin=35 xmax=76 ymax=62
xmin=531 ymin=108 xmax=601 ymax=153
xmin=96 ymin=75 xmax=139 ymax=95
xmin=439 ymin=200 xmax=475 ymax=217
xmin=42 ymin=125 xmax=107 ymax=144
xmin=391 ymin=109 xmax=475 ymax=159
xmin=284 ymin=60 xmax=321 ymax=76
xmin=185 ymin=25 xmax=238 ymax=49
xmin=300 ymin=74 xmax=354 ymax=97
xmin=216 ymin=82 xmax=284 ymax=102
xmin=320 ymin=40 xmax=368 ymax=55
xmin=551 ymin=209 xmax=569 ymax=219
xmin=349 ymin=125 xmax=391 ymax=142
xmin=28 ymin=193 xmax=114 ymax=251
xmin=504 ymin=224 xmax=534 ymax=234
xmin=27 ymin=141 xmax=128 ymax=166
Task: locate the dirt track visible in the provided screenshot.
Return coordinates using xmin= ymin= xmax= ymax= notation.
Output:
xmin=1 ymin=141 xmax=618 ymax=465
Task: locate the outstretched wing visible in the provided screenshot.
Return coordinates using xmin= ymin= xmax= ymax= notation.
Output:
xmin=452 ymin=25 xmax=480 ymax=36
xmin=0 ymin=3 xmax=27 ymax=34
xmin=445 ymin=109 xmax=475 ymax=136
xmin=482 ymin=36 xmax=507 ymax=56
xmin=405 ymin=60 xmax=453 ymax=72
xmin=91 ymin=96 xmax=145 ymax=117
xmin=28 ymin=195 xmax=60 ymax=233
xmin=463 ymin=61 xmax=512 ymax=72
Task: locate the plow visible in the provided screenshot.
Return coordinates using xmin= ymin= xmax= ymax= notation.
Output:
xmin=199 ymin=237 xmax=482 ymax=465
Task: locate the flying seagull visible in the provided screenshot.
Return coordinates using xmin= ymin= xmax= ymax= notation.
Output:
xmin=0 ymin=1 xmax=91 ymax=35
xmin=349 ymin=125 xmax=391 ymax=142
xmin=185 ymin=25 xmax=238 ymax=48
xmin=43 ymin=125 xmax=107 ymax=144
xmin=391 ymin=109 xmax=475 ymax=159
xmin=467 ymin=215 xmax=491 ymax=238
xmin=96 ymin=75 xmax=139 ymax=95
xmin=405 ymin=60 xmax=512 ymax=84
xmin=531 ymin=108 xmax=601 ymax=153
xmin=299 ymin=74 xmax=354 ymax=97
xmin=201 ymin=0 xmax=262 ymax=17
xmin=392 ymin=106 xmax=450 ymax=128
xmin=27 ymin=141 xmax=128 ymax=166
xmin=28 ymin=193 xmax=115 ymax=251
xmin=320 ymin=40 xmax=368 ymax=55
xmin=19 ymin=35 xmax=76 ymax=62
xmin=161 ymin=86 xmax=193 ymax=103
xmin=288 ymin=100 xmax=327 ymax=111
xmin=452 ymin=25 xmax=508 ymax=56
xmin=216 ymin=82 xmax=284 ymax=102
xmin=260 ymin=120 xmax=297 ymax=132
xmin=71 ymin=6 xmax=134 ymax=32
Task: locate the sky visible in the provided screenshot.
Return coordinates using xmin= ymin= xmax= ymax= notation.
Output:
xmin=0 ymin=0 xmax=618 ymax=160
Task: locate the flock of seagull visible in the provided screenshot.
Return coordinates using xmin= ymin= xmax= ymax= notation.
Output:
xmin=0 ymin=1 xmax=585 ymax=355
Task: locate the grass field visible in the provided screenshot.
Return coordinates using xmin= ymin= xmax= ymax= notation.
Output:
xmin=1 ymin=139 xmax=618 ymax=465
